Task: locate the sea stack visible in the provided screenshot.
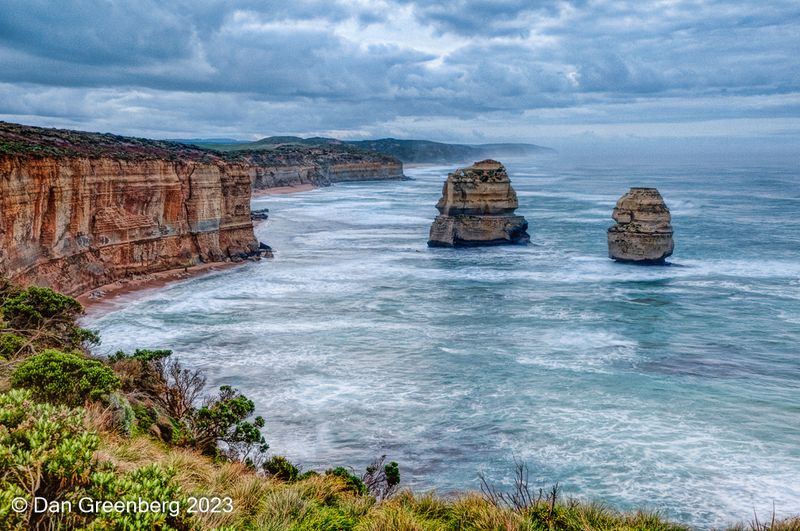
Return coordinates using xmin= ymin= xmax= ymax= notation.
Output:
xmin=427 ymin=160 xmax=529 ymax=247
xmin=607 ymin=187 xmax=674 ymax=264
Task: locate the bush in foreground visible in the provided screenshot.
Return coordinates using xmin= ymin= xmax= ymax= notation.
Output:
xmin=187 ymin=384 xmax=269 ymax=464
xmin=0 ymin=389 xmax=191 ymax=530
xmin=0 ymin=285 xmax=98 ymax=350
xmin=264 ymin=455 xmax=300 ymax=482
xmin=11 ymin=349 xmax=120 ymax=406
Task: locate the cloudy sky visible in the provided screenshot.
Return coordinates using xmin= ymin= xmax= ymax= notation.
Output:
xmin=0 ymin=0 xmax=798 ymax=145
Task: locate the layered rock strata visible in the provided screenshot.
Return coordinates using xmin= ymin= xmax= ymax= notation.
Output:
xmin=247 ymin=149 xmax=405 ymax=191
xmin=427 ymin=160 xmax=529 ymax=247
xmin=607 ymin=187 xmax=674 ymax=263
xmin=0 ymin=156 xmax=266 ymax=295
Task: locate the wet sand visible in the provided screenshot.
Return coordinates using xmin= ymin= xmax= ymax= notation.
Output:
xmin=77 ymin=261 xmax=248 ymax=313
xmin=252 ymin=183 xmax=316 ymax=196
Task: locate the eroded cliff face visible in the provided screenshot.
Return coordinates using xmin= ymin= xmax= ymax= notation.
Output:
xmin=249 ymin=163 xmax=320 ymax=190
xmin=0 ymin=156 xmax=262 ymax=295
xmin=246 ymin=150 xmax=405 ymax=191
xmin=324 ymin=160 xmax=405 ymax=182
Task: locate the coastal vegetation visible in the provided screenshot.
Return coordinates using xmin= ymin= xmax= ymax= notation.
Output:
xmin=0 ymin=121 xmax=396 ymax=165
xmin=0 ymin=279 xmax=797 ymax=530
xmin=190 ymin=135 xmax=553 ymax=163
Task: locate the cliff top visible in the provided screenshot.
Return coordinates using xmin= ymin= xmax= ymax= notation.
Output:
xmin=0 ymin=121 xmax=226 ymax=161
xmin=468 ymin=159 xmax=503 ymax=169
xmin=449 ymin=159 xmax=510 ymax=183
xmin=0 ymin=121 xmax=401 ymax=166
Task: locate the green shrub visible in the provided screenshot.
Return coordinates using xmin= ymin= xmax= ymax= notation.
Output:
xmin=325 ymin=467 xmax=367 ymax=496
xmin=11 ymin=349 xmax=121 ymax=406
xmin=384 ymin=461 xmax=400 ymax=489
xmin=264 ymin=455 xmax=300 ymax=482
xmin=132 ymin=404 xmax=159 ymax=434
xmin=0 ymin=389 xmax=193 ymax=530
xmin=0 ymin=389 xmax=99 ymax=529
xmin=109 ymin=348 xmax=173 ymax=364
xmin=78 ymin=465 xmax=192 ymax=530
xmin=2 ymin=286 xmax=82 ymax=328
xmin=188 ymin=385 xmax=268 ymax=465
xmin=0 ymin=284 xmax=98 ymax=350
xmin=0 ymin=333 xmax=25 ymax=358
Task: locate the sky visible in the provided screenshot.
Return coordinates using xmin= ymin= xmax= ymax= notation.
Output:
xmin=0 ymin=0 xmax=798 ymax=146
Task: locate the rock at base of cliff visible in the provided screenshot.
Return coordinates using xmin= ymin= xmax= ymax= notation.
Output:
xmin=427 ymin=160 xmax=530 ymax=248
xmin=607 ymin=187 xmax=674 ymax=264
xmin=428 ymin=215 xmax=530 ymax=247
xmin=258 ymin=241 xmax=274 ymax=258
xmin=251 ymin=208 xmax=269 ymax=221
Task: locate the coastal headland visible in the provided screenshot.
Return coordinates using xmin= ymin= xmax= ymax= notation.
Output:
xmin=0 ymin=122 xmax=405 ymax=298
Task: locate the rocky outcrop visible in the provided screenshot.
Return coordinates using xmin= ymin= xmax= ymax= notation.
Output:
xmin=427 ymin=160 xmax=529 ymax=247
xmin=607 ymin=187 xmax=674 ymax=264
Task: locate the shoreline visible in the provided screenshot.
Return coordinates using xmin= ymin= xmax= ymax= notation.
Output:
xmin=78 ymin=184 xmax=317 ymax=313
xmin=252 ymin=183 xmax=316 ymax=197
xmin=77 ymin=260 xmax=248 ymax=313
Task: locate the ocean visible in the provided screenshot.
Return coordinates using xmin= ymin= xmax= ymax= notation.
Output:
xmin=85 ymin=151 xmax=800 ymax=529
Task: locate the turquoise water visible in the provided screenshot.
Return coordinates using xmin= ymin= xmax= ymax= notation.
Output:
xmin=86 ymin=153 xmax=800 ymax=528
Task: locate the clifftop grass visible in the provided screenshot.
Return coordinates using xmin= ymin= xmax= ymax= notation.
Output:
xmin=0 ymin=120 xmax=220 ymax=161
xmin=0 ymin=120 xmax=399 ymax=165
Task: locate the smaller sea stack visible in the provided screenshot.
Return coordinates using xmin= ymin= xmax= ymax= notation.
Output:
xmin=427 ymin=160 xmax=529 ymax=247
xmin=607 ymin=187 xmax=674 ymax=264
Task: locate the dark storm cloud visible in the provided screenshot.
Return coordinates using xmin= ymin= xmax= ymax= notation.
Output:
xmin=396 ymin=0 xmax=582 ymax=37
xmin=0 ymin=0 xmax=195 ymax=66
xmin=0 ymin=1 xmax=429 ymax=98
xmin=0 ymin=0 xmax=797 ymax=140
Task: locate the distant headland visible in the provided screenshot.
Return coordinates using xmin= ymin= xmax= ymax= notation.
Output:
xmin=180 ymin=136 xmax=555 ymax=164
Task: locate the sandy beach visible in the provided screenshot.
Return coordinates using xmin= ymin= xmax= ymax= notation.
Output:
xmin=77 ymin=261 xmax=250 ymax=313
xmin=252 ymin=183 xmax=316 ymax=196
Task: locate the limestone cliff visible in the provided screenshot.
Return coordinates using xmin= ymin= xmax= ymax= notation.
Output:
xmin=0 ymin=123 xmax=264 ymax=295
xmin=244 ymin=148 xmax=405 ymax=191
xmin=428 ymin=160 xmax=530 ymax=247
xmin=0 ymin=122 xmax=408 ymax=295
xmin=607 ymin=187 xmax=674 ymax=264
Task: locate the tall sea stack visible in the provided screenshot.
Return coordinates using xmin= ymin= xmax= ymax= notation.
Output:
xmin=427 ymin=160 xmax=529 ymax=247
xmin=607 ymin=187 xmax=674 ymax=264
